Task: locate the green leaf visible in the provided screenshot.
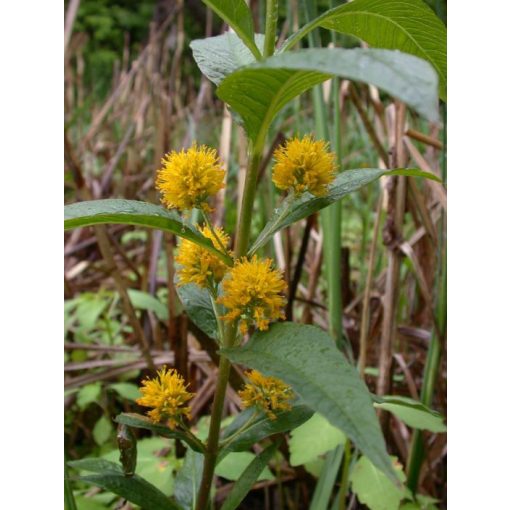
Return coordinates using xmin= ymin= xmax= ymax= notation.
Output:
xmin=216 ymin=452 xmax=274 ymax=481
xmin=201 ymin=0 xmax=261 ymax=59
xmin=175 ymin=282 xmax=219 ymax=340
xmin=400 ymin=493 xmax=440 ymax=510
xmin=93 ymin=416 xmax=114 ymax=446
xmin=217 ymin=48 xmax=439 ymax=145
xmin=73 ymin=496 xmax=109 ymax=510
xmin=374 ymin=396 xmax=446 ymax=433
xmin=68 ymin=458 xmax=122 ymax=475
xmin=309 ymin=446 xmax=344 ymax=510
xmin=219 ymin=405 xmax=314 ymax=458
xmin=115 ymin=413 xmax=206 ymax=453
xmin=288 ymin=413 xmax=346 ymax=466
xmin=81 ymin=474 xmax=177 ymax=509
xmin=249 ymin=168 xmax=440 ymax=255
xmin=294 ymin=0 xmax=448 ymax=101
xmin=174 ymin=448 xmax=204 ymax=510
xmin=68 ymin=458 xmax=179 ymax=510
xmin=101 ymin=436 xmax=178 ymax=496
xmin=64 ymin=200 xmax=233 ymax=266
xmin=350 ymin=456 xmax=407 ymax=510
xmin=127 ymin=289 xmax=169 ymax=322
xmin=190 ymin=32 xmax=264 ymax=85
xmin=74 ymin=294 xmax=109 ymax=331
xmin=220 ymin=441 xmax=280 ymax=510
xmin=109 ymin=382 xmax=141 ymax=401
xmin=77 ymin=382 xmax=102 ymax=410
xmin=221 ymin=322 xmax=398 ymax=484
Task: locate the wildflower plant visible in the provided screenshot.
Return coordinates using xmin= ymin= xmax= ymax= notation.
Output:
xmin=65 ymin=0 xmax=446 ymax=508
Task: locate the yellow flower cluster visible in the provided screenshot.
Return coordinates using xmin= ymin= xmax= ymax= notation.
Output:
xmin=218 ymin=256 xmax=287 ymax=334
xmin=272 ymin=135 xmax=337 ymax=196
xmin=176 ymin=226 xmax=231 ymax=289
xmin=136 ymin=367 xmax=194 ymax=430
xmin=156 ymin=143 xmax=225 ymax=212
xmin=238 ymin=370 xmax=294 ymax=420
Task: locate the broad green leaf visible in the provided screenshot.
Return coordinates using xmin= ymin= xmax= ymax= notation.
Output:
xmin=350 ymin=456 xmax=407 ymax=510
xmin=109 ymin=382 xmax=141 ymax=401
xmin=101 ymin=437 xmax=178 ymax=496
xmin=73 ymin=496 xmax=109 ymax=510
xmin=221 ymin=322 xmax=398 ymax=483
xmin=68 ymin=459 xmax=179 ymax=510
xmin=174 ymin=448 xmax=204 ymax=510
xmin=190 ymin=32 xmax=264 ymax=85
xmin=115 ymin=413 xmax=206 ymax=453
xmin=303 ymin=458 xmax=324 ymax=477
xmin=64 ymin=200 xmax=233 ymax=266
xmin=74 ymin=294 xmax=109 ymax=331
xmin=175 ymin=282 xmax=220 ymax=340
xmin=220 ymin=441 xmax=280 ymax=510
xmin=400 ymin=493 xmax=440 ymax=510
xmin=283 ymin=0 xmax=447 ymax=100
xmin=68 ymin=458 xmax=123 ymax=475
xmin=374 ymin=396 xmax=446 ymax=433
xmin=289 ymin=413 xmax=346 ymax=466
xmin=216 ymin=452 xmax=274 ymax=481
xmin=93 ymin=416 xmax=114 ymax=446
xmin=249 ymin=168 xmax=440 ymax=255
xmin=77 ymin=382 xmax=102 ymax=410
xmin=219 ymin=405 xmax=314 ymax=459
xmin=127 ymin=289 xmax=169 ymax=322
xmin=217 ymin=48 xmax=439 ymax=145
xmin=201 ymin=0 xmax=261 ymax=59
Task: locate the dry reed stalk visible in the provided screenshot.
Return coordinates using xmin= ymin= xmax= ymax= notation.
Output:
xmin=215 ymin=103 xmax=233 ymax=224
xmin=377 ymin=102 xmax=407 ymax=399
xmin=64 ymin=0 xmax=81 ymax=54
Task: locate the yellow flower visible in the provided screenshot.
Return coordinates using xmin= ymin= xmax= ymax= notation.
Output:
xmin=136 ymin=367 xmax=194 ymax=430
xmin=272 ymin=135 xmax=337 ymax=196
xmin=156 ymin=143 xmax=225 ymax=212
xmin=238 ymin=370 xmax=294 ymax=420
xmin=218 ymin=256 xmax=287 ymax=334
xmin=175 ymin=225 xmax=231 ymax=289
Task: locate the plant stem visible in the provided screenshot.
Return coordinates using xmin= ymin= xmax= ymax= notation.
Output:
xmin=264 ymin=0 xmax=279 ymax=57
xmin=338 ymin=439 xmax=352 ymax=510
xmin=210 ymin=293 xmax=225 ymax=344
xmin=234 ymin=143 xmax=263 ymax=258
xmin=196 ymin=353 xmax=234 ymax=509
xmin=202 ymin=210 xmax=230 ymax=256
xmin=196 ymin=136 xmax=265 ymax=509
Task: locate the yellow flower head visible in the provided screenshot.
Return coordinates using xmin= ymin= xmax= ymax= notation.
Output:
xmin=156 ymin=143 xmax=225 ymax=212
xmin=238 ymin=370 xmax=294 ymax=420
xmin=218 ymin=256 xmax=287 ymax=334
xmin=272 ymin=135 xmax=337 ymax=196
xmin=136 ymin=367 xmax=194 ymax=430
xmin=175 ymin=226 xmax=231 ymax=289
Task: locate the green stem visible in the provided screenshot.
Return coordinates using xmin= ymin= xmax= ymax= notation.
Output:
xmin=338 ymin=439 xmax=352 ymax=510
xmin=202 ymin=210 xmax=230 ymax=257
xmin=196 ymin=134 xmax=266 ymax=508
xmin=263 ymin=0 xmax=279 ymax=57
xmin=280 ymin=2 xmax=338 ymax=53
xmin=210 ymin=293 xmax=225 ymax=344
xmin=195 ymin=354 xmax=234 ymax=509
xmin=234 ymin=142 xmax=263 ymax=258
